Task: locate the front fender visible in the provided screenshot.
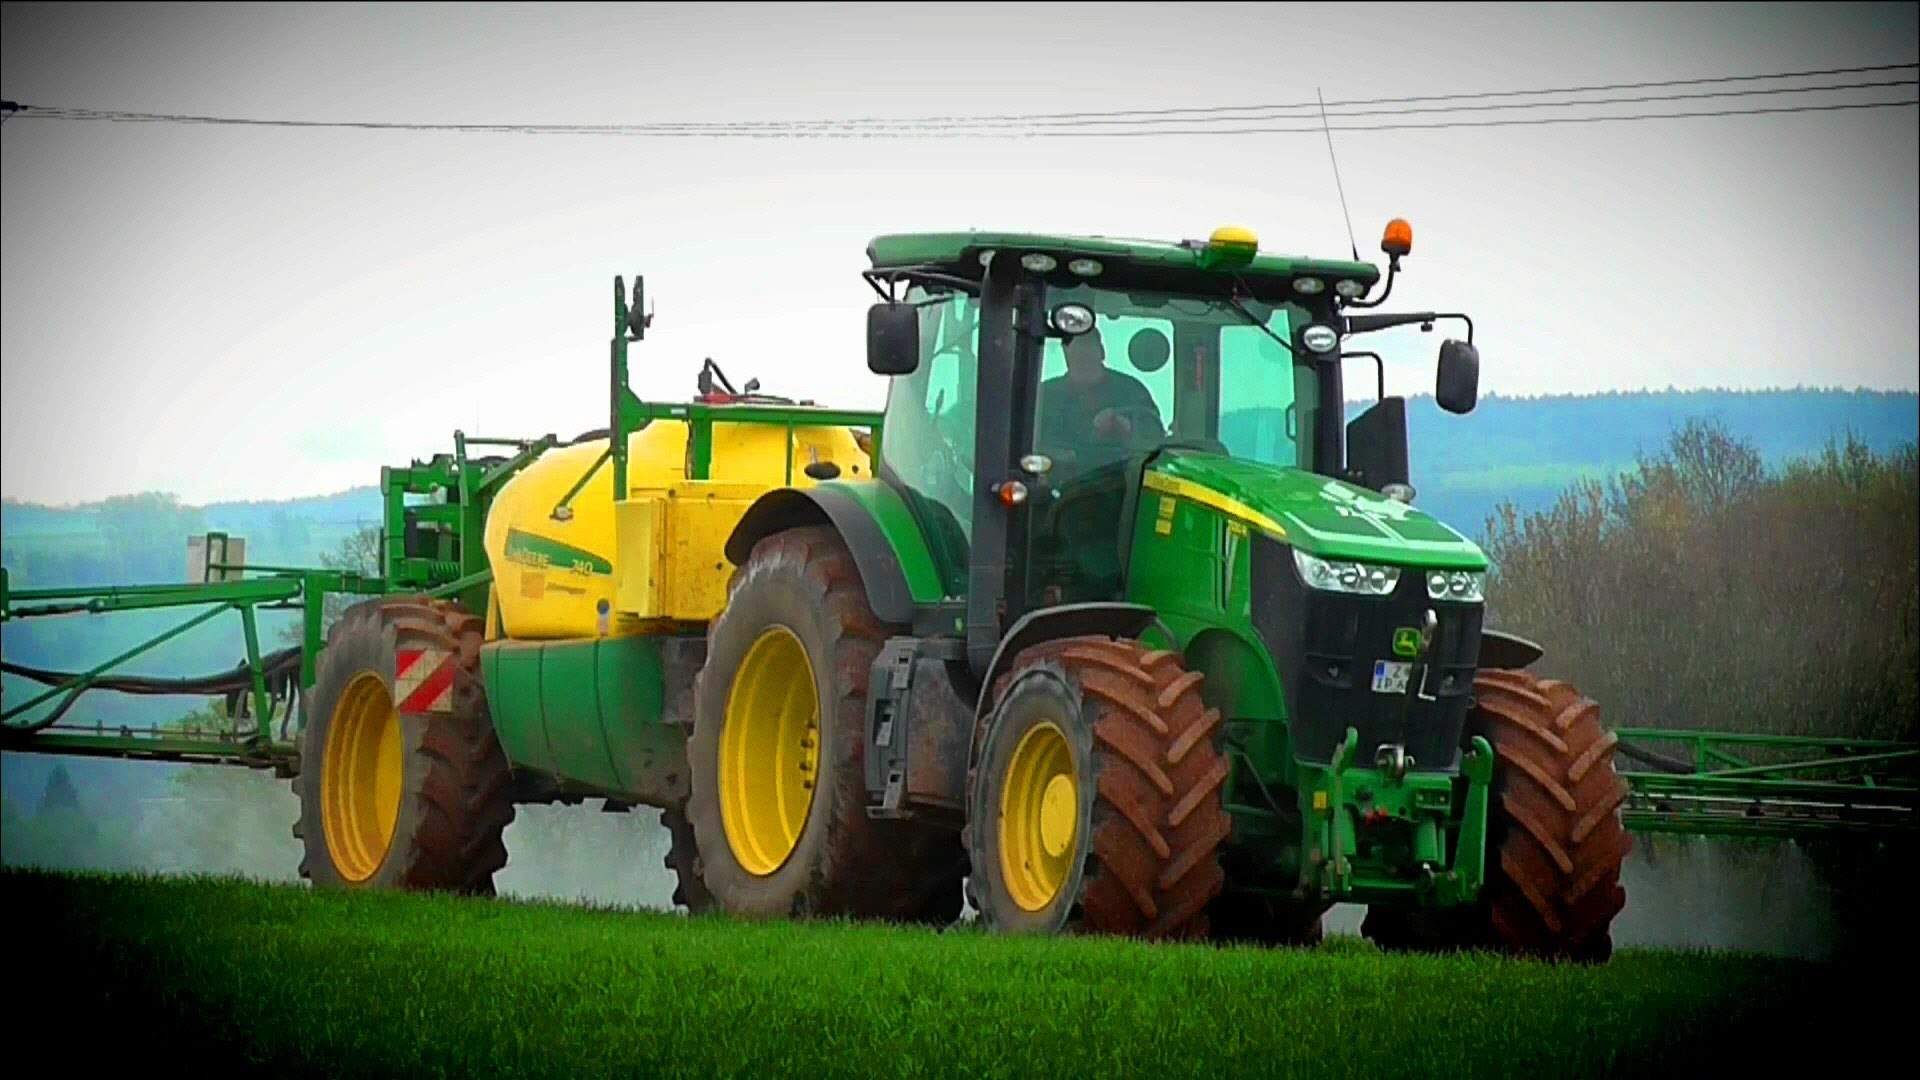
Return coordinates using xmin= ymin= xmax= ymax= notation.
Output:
xmin=973 ymin=602 xmax=1160 ymax=722
xmin=1478 ymin=628 xmax=1544 ymax=670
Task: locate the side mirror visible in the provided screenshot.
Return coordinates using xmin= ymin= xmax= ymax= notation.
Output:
xmin=867 ymin=303 xmax=921 ymax=376
xmin=628 ymin=276 xmax=649 ymax=339
xmin=1345 ymin=396 xmax=1410 ymax=493
xmin=1436 ymin=339 xmax=1478 ymax=414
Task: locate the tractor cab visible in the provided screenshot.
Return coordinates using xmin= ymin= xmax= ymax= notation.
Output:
xmin=862 ymin=225 xmax=1480 ymax=672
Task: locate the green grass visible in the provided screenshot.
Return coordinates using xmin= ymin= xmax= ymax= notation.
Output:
xmin=1 ymin=867 xmax=1895 ymax=1078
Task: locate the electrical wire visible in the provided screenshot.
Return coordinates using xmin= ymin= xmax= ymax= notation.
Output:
xmin=7 ymin=96 xmax=1912 ymax=139
xmin=652 ymin=60 xmax=1920 ymax=126
xmin=2 ymin=61 xmax=1912 ymax=138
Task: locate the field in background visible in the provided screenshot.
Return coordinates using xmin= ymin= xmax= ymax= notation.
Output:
xmin=3 ymin=867 xmax=1901 ymax=1078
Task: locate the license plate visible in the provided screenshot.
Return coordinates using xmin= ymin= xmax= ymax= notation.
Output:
xmin=1372 ymin=660 xmax=1411 ymax=694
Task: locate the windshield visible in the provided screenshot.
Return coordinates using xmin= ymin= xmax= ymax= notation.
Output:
xmin=1031 ymin=284 xmax=1298 ymax=485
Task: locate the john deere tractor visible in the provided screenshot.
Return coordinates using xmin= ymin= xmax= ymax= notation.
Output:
xmin=676 ymin=220 xmax=1631 ymax=960
xmin=271 ymin=218 xmax=1629 ymax=962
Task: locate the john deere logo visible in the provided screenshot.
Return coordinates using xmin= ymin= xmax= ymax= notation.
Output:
xmin=1391 ymin=628 xmax=1421 ymax=658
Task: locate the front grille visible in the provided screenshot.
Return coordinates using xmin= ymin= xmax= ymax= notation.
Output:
xmin=1249 ymin=535 xmax=1482 ymax=772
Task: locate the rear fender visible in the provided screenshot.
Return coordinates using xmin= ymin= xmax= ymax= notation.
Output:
xmin=725 ymin=485 xmax=938 ymax=626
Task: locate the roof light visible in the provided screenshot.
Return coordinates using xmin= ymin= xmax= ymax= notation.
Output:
xmin=1021 ymin=253 xmax=1058 ymax=272
xmin=1381 ymin=218 xmax=1412 ymax=258
xmin=1293 ymin=277 xmax=1325 ymax=295
xmin=1068 ymin=258 xmax=1103 ymax=277
xmin=1049 ymin=303 xmax=1095 ymax=336
xmin=1334 ymin=279 xmax=1368 ymax=299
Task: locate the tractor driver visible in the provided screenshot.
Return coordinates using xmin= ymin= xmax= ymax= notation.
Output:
xmin=1035 ymin=330 xmax=1165 ymax=475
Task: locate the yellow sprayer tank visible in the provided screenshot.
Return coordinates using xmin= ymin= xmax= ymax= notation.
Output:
xmin=482 ymin=415 xmax=871 ymax=640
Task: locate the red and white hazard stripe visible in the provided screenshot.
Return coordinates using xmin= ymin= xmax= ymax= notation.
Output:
xmin=395 ymin=647 xmax=457 ymax=715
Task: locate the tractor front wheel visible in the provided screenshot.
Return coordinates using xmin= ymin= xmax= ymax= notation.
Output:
xmin=965 ymin=636 xmax=1230 ymax=939
xmin=293 ymin=597 xmax=515 ymax=894
xmin=1363 ymin=668 xmax=1631 ymax=962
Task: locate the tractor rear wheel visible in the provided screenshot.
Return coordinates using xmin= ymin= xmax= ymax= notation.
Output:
xmin=1363 ymin=668 xmax=1631 ymax=962
xmin=293 ymin=596 xmax=515 ymax=894
xmin=683 ymin=525 xmax=963 ymax=922
xmin=964 ymin=636 xmax=1230 ymax=939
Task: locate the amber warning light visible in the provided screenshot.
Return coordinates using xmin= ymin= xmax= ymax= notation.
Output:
xmin=1381 ymin=218 xmax=1413 ymax=258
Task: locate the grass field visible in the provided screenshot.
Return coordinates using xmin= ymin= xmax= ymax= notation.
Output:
xmin=1 ymin=866 xmax=1896 ymax=1078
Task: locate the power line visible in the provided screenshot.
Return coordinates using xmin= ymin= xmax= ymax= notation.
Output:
xmin=733 ymin=60 xmax=1920 ymax=125
xmin=3 ymin=63 xmax=1913 ymax=138
xmin=534 ymin=61 xmax=1920 ymax=129
xmin=7 ymin=96 xmax=1911 ymax=139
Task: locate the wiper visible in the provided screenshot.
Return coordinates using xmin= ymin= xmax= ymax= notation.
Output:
xmin=1223 ymin=277 xmax=1300 ymax=360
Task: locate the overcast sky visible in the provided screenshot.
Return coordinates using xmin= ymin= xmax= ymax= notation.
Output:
xmin=3 ymin=2 xmax=1916 ymax=507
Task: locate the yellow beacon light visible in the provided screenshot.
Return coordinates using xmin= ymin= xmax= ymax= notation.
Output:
xmin=1200 ymin=225 xmax=1259 ymax=269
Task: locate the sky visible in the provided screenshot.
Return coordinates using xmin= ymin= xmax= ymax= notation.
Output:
xmin=2 ymin=1 xmax=1916 ymax=507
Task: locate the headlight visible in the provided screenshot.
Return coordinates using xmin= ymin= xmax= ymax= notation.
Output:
xmin=1426 ymin=569 xmax=1485 ymax=602
xmin=1294 ymin=549 xmax=1400 ymax=596
xmin=1302 ymin=325 xmax=1338 ymax=353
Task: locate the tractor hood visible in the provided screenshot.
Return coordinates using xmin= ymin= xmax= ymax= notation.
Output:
xmin=1143 ymin=453 xmax=1488 ymax=570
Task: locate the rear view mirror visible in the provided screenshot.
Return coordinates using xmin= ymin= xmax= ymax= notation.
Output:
xmin=628 ymin=276 xmax=648 ymax=338
xmin=1436 ymin=339 xmax=1479 ymax=414
xmin=1346 ymin=396 xmax=1410 ymax=493
xmin=867 ymin=303 xmax=920 ymax=376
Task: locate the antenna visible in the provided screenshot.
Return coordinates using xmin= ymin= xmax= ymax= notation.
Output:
xmin=1316 ymin=87 xmax=1359 ymax=262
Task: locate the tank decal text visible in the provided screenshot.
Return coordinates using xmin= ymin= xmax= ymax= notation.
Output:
xmin=503 ymin=527 xmax=613 ymax=577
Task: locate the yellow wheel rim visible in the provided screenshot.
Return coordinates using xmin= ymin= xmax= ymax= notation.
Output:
xmin=719 ymin=625 xmax=821 ymax=876
xmin=999 ymin=721 xmax=1078 ymax=912
xmin=321 ymin=671 xmax=404 ymax=882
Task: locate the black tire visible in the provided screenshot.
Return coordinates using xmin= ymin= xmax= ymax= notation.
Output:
xmin=663 ymin=801 xmax=714 ymax=914
xmin=1362 ymin=668 xmax=1631 ymax=962
xmin=293 ymin=596 xmax=515 ymax=894
xmin=965 ymin=636 xmax=1230 ymax=939
xmin=683 ymin=525 xmax=963 ymax=922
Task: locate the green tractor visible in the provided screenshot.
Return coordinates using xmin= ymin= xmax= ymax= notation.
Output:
xmin=683 ymin=220 xmax=1631 ymax=960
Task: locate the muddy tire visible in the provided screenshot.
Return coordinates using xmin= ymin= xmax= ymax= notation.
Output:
xmin=683 ymin=525 xmax=963 ymax=923
xmin=1363 ymin=668 xmax=1631 ymax=962
xmin=293 ymin=596 xmax=515 ymax=895
xmin=964 ymin=635 xmax=1230 ymax=939
xmin=662 ymin=802 xmax=714 ymax=914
